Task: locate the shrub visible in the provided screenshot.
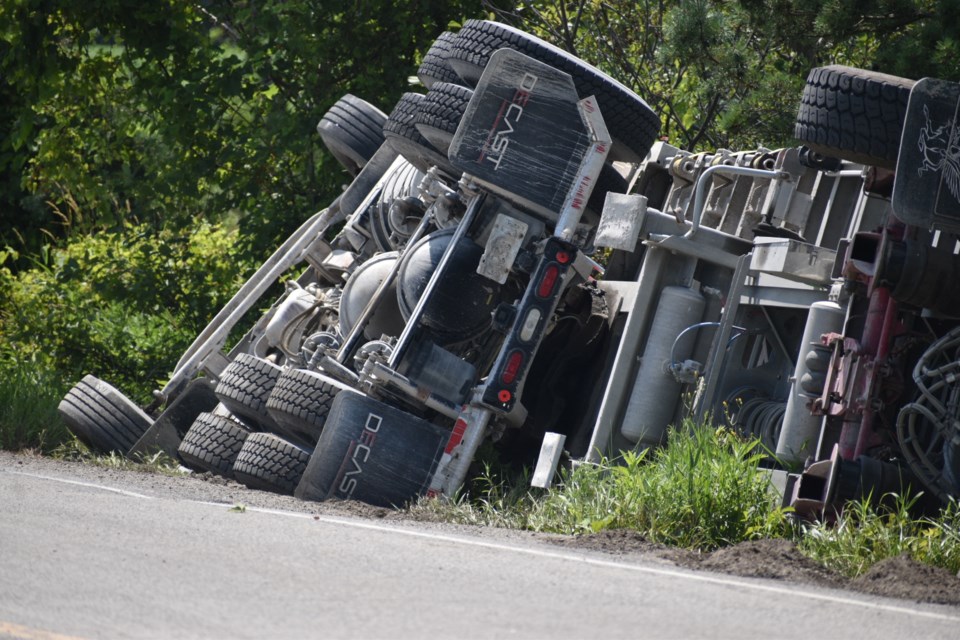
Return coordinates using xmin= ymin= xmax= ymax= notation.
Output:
xmin=528 ymin=425 xmax=789 ymax=549
xmin=0 ymin=221 xmax=252 ymax=449
xmin=0 ymin=357 xmax=70 ymax=451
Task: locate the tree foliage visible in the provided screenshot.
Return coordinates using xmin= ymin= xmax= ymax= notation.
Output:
xmin=6 ymin=0 xmax=957 ymax=258
xmin=1 ymin=0 xmax=481 ymax=265
xmin=0 ymin=0 xmax=481 ymax=448
xmin=0 ymin=221 xmax=250 ymax=398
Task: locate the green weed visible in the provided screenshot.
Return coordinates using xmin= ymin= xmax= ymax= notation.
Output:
xmin=0 ymin=221 xmax=256 ymax=453
xmin=799 ymin=494 xmax=960 ymax=577
xmin=523 ymin=425 xmax=791 ymax=549
xmin=409 ymin=463 xmax=540 ymax=528
xmin=412 ymin=423 xmax=790 ymax=551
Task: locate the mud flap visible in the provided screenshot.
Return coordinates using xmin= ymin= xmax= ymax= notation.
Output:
xmin=295 ymin=392 xmax=449 ymax=508
xmin=129 ymin=378 xmax=219 ymax=461
xmin=449 ymin=49 xmax=607 ymax=220
xmin=893 ymin=77 xmax=960 ymax=231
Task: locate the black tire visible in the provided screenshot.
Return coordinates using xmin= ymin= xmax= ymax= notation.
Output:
xmin=214 ymin=354 xmax=282 ymax=431
xmin=318 ymin=94 xmax=388 ymax=176
xmin=418 ymin=31 xmax=462 ymax=89
xmin=232 ymin=432 xmax=311 ymax=495
xmin=794 ymin=65 xmax=915 ymax=169
xmin=266 ymin=368 xmax=357 ymax=446
xmin=58 ymin=375 xmax=153 ymax=454
xmin=177 ymin=411 xmax=253 ymax=478
xmin=383 ymin=92 xmax=459 ymax=177
xmin=414 ymin=82 xmax=474 ymax=154
xmin=447 ymin=20 xmax=660 ymax=161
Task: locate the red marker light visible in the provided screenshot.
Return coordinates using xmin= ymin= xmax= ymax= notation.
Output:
xmin=501 ymin=350 xmax=524 ymax=385
xmin=537 ymin=264 xmax=560 ymax=297
xmin=498 ymin=389 xmax=512 ymax=403
xmin=555 ymin=250 xmax=571 ymax=264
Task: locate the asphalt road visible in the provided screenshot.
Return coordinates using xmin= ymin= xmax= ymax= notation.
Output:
xmin=2 ymin=462 xmax=959 ymax=639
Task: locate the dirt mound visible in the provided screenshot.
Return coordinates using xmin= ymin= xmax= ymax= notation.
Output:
xmin=691 ymin=539 xmax=842 ymax=588
xmin=545 ymin=528 xmax=699 ymax=564
xmin=550 ymin=533 xmax=841 ymax=587
xmin=192 ymin=471 xmax=241 ymax=487
xmin=323 ymin=497 xmax=396 ymax=520
xmin=553 ymin=531 xmax=960 ymax=607
xmin=549 ymin=528 xmax=659 ymax=553
xmin=851 ymin=554 xmax=960 ymax=606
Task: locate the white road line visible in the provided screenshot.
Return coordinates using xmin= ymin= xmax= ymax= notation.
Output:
xmin=8 ymin=469 xmax=960 ymax=623
xmin=5 ymin=472 xmax=154 ymax=500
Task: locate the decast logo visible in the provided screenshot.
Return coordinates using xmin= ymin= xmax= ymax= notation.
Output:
xmin=478 ymin=72 xmax=539 ymax=170
xmin=335 ymin=412 xmax=383 ymax=498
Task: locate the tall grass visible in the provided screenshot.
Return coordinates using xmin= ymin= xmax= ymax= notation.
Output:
xmin=412 ymin=424 xmax=790 ymax=551
xmin=0 ymin=358 xmax=70 ymax=451
xmin=799 ymin=494 xmax=960 ymax=577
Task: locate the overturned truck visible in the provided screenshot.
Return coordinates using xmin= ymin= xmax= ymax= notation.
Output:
xmin=60 ymin=21 xmax=960 ymax=517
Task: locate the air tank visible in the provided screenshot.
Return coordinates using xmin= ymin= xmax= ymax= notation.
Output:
xmin=396 ymin=228 xmax=502 ymax=343
xmin=621 ymin=286 xmax=705 ymax=446
xmin=776 ymin=301 xmax=844 ymax=464
xmin=338 ymin=252 xmax=405 ymax=341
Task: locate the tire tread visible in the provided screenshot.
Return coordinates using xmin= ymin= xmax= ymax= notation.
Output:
xmin=232 ymin=432 xmax=310 ymax=495
xmin=58 ymin=375 xmax=152 ymax=454
xmin=794 ymin=65 xmax=914 ymax=168
xmin=178 ymin=412 xmax=253 ymax=477
xmin=418 ymin=31 xmax=462 ymax=89
xmin=214 ymin=354 xmax=282 ymax=430
xmin=383 ymin=93 xmax=457 ymax=175
xmin=414 ymin=82 xmax=473 ymax=153
xmin=318 ymin=94 xmax=388 ymax=174
xmin=266 ymin=368 xmax=354 ymax=445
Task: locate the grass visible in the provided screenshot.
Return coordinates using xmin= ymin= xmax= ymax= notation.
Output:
xmin=0 ymin=353 xmax=176 ymax=472
xmin=0 ymin=357 xmax=184 ymax=475
xmin=51 ymin=438 xmax=186 ymax=476
xmin=0 ymin=359 xmax=70 ymax=452
xmin=0 ymin=351 xmax=188 ymax=477
xmin=411 ymin=423 xmax=790 ymax=551
xmin=410 ymin=421 xmax=960 ymax=578
xmin=799 ymin=494 xmax=960 ymax=577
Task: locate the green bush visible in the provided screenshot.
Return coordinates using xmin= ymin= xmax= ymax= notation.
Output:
xmin=529 ymin=426 xmax=789 ymax=549
xmin=0 ymin=221 xmax=252 ymax=449
xmin=413 ymin=424 xmax=790 ymax=551
xmin=410 ymin=423 xmax=960 ymax=575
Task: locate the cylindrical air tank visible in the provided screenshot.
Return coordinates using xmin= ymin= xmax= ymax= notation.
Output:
xmin=775 ymin=301 xmax=845 ymax=464
xmin=621 ymin=286 xmax=705 ymax=446
xmin=339 ymin=252 xmax=405 ymax=341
